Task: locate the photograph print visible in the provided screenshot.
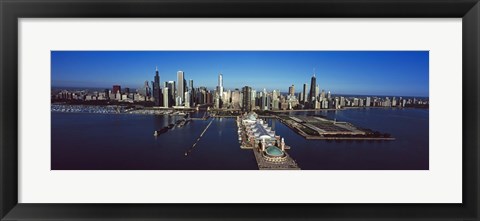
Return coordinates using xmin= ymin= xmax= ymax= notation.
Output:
xmin=51 ymin=51 xmax=429 ymax=170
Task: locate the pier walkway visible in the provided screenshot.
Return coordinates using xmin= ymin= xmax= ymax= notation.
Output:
xmin=185 ymin=119 xmax=213 ymax=156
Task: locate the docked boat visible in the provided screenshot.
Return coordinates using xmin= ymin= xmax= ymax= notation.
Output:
xmin=154 ymin=127 xmax=169 ymax=136
xmin=178 ymin=120 xmax=186 ymax=127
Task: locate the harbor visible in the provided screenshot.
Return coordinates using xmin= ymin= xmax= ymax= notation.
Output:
xmin=52 ymin=107 xmax=429 ymax=170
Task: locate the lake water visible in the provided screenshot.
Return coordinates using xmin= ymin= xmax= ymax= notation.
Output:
xmin=51 ymin=108 xmax=428 ymax=170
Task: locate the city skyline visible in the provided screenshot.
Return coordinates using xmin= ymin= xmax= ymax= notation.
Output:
xmin=51 ymin=51 xmax=429 ymax=97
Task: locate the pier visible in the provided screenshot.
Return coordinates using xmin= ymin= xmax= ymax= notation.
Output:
xmin=190 ymin=112 xmax=210 ymax=121
xmin=276 ymin=115 xmax=395 ymax=141
xmin=185 ymin=119 xmax=213 ymax=156
xmin=237 ymin=112 xmax=300 ymax=170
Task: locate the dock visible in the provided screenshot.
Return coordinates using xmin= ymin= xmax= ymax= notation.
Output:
xmin=277 ymin=115 xmax=395 ymax=141
xmin=237 ymin=112 xmax=301 ymax=170
xmin=185 ymin=119 xmax=213 ymax=156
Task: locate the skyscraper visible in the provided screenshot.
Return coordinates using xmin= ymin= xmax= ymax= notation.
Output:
xmin=112 ymin=85 xmax=121 ymax=100
xmin=302 ymin=83 xmax=307 ymax=103
xmin=309 ymin=73 xmax=317 ymax=104
xmin=242 ymin=86 xmax=252 ymax=112
xmin=163 ymin=87 xmax=169 ymax=107
xmin=251 ymin=89 xmax=256 ymax=109
xmin=184 ymin=91 xmax=190 ymax=107
xmin=216 ymin=73 xmax=224 ymax=101
xmin=166 ymin=81 xmax=175 ymax=107
xmin=153 ymin=66 xmax=161 ymax=106
xmin=288 ymin=85 xmax=295 ymax=96
xmin=112 ymin=85 xmax=121 ymax=94
xmin=176 ymin=71 xmax=185 ymax=105
xmin=139 ymin=81 xmax=151 ymax=99
xmin=189 ymin=79 xmax=194 ymax=107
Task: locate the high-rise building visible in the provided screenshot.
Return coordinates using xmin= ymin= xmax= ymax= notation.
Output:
xmin=340 ymin=96 xmax=346 ymax=107
xmin=145 ymin=81 xmax=151 ymax=96
xmin=309 ymin=73 xmax=317 ymax=104
xmin=251 ymin=89 xmax=256 ymax=109
xmin=104 ymin=89 xmax=110 ymax=99
xmin=112 ymin=85 xmax=121 ymax=100
xmin=214 ymin=94 xmax=221 ymax=109
xmin=288 ymin=85 xmax=295 ymax=96
xmin=112 ymin=85 xmax=121 ymax=94
xmin=196 ymin=87 xmax=208 ymax=105
xmin=184 ymin=91 xmax=190 ymax=107
xmin=226 ymin=89 xmax=231 ymax=104
xmin=302 ymin=83 xmax=307 ymax=103
xmin=272 ymin=90 xmax=279 ymax=101
xmin=231 ymin=89 xmax=241 ymax=109
xmin=177 ymin=71 xmax=185 ymax=105
xmin=242 ymin=86 xmax=252 ymax=112
xmin=166 ymin=81 xmax=175 ymax=107
xmin=163 ymin=87 xmax=169 ymax=107
xmin=153 ymin=66 xmax=161 ymax=106
xmin=189 ymin=79 xmax=194 ymax=107
xmin=217 ymin=73 xmax=224 ymax=99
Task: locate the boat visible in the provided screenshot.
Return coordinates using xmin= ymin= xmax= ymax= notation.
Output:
xmin=168 ymin=124 xmax=175 ymax=129
xmin=178 ymin=120 xmax=186 ymax=127
xmin=153 ymin=127 xmax=169 ymax=136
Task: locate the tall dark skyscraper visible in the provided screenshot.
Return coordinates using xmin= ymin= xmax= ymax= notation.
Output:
xmin=308 ymin=73 xmax=317 ymax=103
xmin=166 ymin=81 xmax=175 ymax=107
xmin=189 ymin=79 xmax=194 ymax=107
xmin=242 ymin=86 xmax=252 ymax=112
xmin=153 ymin=66 xmax=161 ymax=106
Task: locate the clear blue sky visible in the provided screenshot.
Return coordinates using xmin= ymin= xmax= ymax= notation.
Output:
xmin=51 ymin=51 xmax=429 ymax=97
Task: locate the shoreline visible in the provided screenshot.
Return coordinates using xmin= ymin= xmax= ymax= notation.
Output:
xmin=51 ymin=104 xmax=429 ymax=116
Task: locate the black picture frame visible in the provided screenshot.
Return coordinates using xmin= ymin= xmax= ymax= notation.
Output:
xmin=1 ymin=0 xmax=479 ymax=220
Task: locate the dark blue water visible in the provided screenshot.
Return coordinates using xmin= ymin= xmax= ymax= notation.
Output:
xmin=272 ymin=108 xmax=429 ymax=170
xmin=52 ymin=108 xmax=428 ymax=170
